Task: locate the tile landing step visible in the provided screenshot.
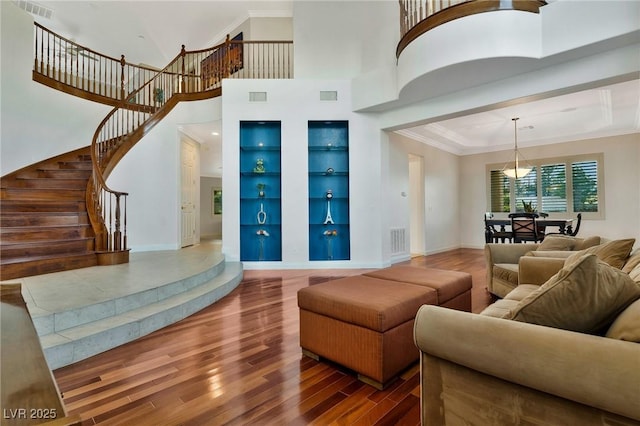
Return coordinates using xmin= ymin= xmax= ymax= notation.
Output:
xmin=37 ymin=261 xmax=243 ymax=370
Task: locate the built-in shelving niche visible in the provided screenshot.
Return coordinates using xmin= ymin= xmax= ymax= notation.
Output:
xmin=239 ymin=121 xmax=282 ymax=261
xmin=308 ymin=121 xmax=350 ymax=261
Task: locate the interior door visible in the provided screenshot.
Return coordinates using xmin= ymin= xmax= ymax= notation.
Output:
xmin=181 ymin=140 xmax=198 ymax=247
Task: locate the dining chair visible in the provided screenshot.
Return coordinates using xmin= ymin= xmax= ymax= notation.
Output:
xmin=509 ymin=212 xmax=543 ymax=243
xmin=484 ymin=214 xmax=512 ymax=243
xmin=568 ymin=213 xmax=582 ymax=236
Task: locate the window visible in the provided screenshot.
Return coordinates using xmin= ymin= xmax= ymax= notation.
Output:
xmin=487 ymin=154 xmax=603 ymax=218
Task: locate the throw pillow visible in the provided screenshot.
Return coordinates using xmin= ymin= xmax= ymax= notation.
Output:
xmin=507 ymin=254 xmax=640 ymax=334
xmin=621 ymin=250 xmax=640 ymax=275
xmin=564 ymin=238 xmax=635 ymax=269
xmin=605 ymin=299 xmax=640 ymax=342
xmin=537 ymin=235 xmax=579 ymax=251
xmin=628 ymin=260 xmax=640 ymax=285
xmin=574 ymin=235 xmax=601 ymax=250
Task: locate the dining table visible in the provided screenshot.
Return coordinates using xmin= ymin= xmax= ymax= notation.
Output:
xmin=485 ymin=217 xmax=575 ymax=243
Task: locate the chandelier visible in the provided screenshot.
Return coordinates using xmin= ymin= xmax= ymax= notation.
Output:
xmin=502 ymin=117 xmax=532 ymax=179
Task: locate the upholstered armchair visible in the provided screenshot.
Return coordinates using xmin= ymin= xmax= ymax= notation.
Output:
xmin=485 ymin=235 xmax=601 ymax=298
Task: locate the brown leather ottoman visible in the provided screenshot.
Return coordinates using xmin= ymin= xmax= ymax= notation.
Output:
xmin=298 ymin=275 xmax=437 ymax=389
xmin=364 ymin=266 xmax=472 ymax=311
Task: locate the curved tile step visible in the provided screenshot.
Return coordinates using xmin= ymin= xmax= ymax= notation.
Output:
xmin=40 ymin=262 xmax=243 ymax=369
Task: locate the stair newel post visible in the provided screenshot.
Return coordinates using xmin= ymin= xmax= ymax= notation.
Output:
xmin=120 ymin=55 xmax=126 ymax=102
xmin=108 ymin=192 xmax=113 ymax=251
xmin=224 ymin=34 xmax=231 ymax=78
xmin=113 ymin=193 xmax=122 ymax=251
xmin=180 ymin=45 xmax=186 ymax=93
xmin=123 ymin=195 xmax=128 ymax=250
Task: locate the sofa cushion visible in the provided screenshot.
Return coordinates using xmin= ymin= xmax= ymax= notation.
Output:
xmin=605 ymin=299 xmax=640 ymax=342
xmin=503 ymin=284 xmax=540 ymax=302
xmin=535 ymin=235 xmax=599 ymax=251
xmin=564 ymin=238 xmax=635 ymax=270
xmin=507 ymin=254 xmax=640 ymax=334
xmin=574 ymin=235 xmax=602 ymax=250
xmin=493 ymin=263 xmax=519 ymax=286
xmin=524 ymin=250 xmax=575 ymax=259
xmin=480 ymin=299 xmax=519 ymax=318
xmin=621 ymin=250 xmax=640 ymax=275
xmin=629 ymin=262 xmax=640 ymax=285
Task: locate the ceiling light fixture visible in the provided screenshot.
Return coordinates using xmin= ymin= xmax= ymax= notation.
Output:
xmin=502 ymin=117 xmax=532 ymax=179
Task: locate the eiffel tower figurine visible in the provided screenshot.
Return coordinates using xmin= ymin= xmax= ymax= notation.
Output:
xmin=323 ymin=189 xmax=334 ymax=225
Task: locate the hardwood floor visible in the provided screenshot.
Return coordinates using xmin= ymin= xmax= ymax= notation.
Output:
xmin=53 ymin=249 xmax=491 ymax=425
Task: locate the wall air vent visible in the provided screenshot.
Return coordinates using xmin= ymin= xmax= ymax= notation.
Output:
xmin=13 ymin=0 xmax=53 ymax=19
xmin=390 ymin=228 xmax=406 ymax=254
xmin=249 ymin=92 xmax=267 ymax=102
xmin=320 ymin=91 xmax=338 ymax=101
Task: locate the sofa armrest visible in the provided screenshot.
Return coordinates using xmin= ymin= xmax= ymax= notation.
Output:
xmin=485 ymin=243 xmax=539 ymax=265
xmin=414 ymin=305 xmax=640 ymax=421
xmin=485 ymin=244 xmax=539 ymax=295
xmin=518 ymin=256 xmax=566 ymax=285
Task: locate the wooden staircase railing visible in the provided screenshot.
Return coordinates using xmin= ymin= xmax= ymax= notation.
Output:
xmin=397 ymin=0 xmax=547 ymax=57
xmin=87 ymin=36 xmax=293 ymax=261
xmin=30 ymin=24 xmax=293 ymax=265
xmin=33 ymin=23 xmax=161 ymax=108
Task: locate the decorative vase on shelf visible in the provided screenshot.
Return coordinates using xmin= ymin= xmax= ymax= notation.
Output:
xmin=253 ymin=158 xmax=265 ymax=173
xmin=323 ymin=229 xmax=337 ymax=260
xmin=256 ymin=229 xmax=270 ymax=261
xmin=256 ymin=182 xmax=265 ymax=198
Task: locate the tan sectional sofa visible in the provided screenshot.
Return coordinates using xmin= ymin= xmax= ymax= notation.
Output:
xmin=414 ymin=239 xmax=640 ymax=425
xmin=485 ymin=235 xmax=601 ymax=298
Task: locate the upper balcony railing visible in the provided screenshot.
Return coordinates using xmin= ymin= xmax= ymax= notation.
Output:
xmin=397 ymin=0 xmax=547 ymax=58
xmin=33 ymin=22 xmax=161 ymax=107
xmin=33 ymin=23 xmax=294 ymax=107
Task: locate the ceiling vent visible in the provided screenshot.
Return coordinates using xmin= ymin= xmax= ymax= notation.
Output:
xmin=13 ymin=0 xmax=54 ymax=19
xmin=320 ymin=91 xmax=338 ymax=101
xmin=249 ymin=92 xmax=267 ymax=102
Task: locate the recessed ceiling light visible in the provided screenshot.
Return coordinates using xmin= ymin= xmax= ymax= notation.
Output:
xmin=211 ymin=131 xmax=219 ymax=136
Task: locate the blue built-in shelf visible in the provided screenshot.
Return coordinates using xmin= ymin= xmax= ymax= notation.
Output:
xmin=308 ymin=121 xmax=350 ymax=261
xmin=239 ymin=121 xmax=282 ymax=261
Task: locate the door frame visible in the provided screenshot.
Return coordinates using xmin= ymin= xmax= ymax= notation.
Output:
xmin=180 ymin=137 xmax=200 ymax=247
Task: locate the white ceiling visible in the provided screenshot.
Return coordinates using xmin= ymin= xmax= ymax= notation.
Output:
xmin=23 ymin=0 xmax=640 ymax=170
xmin=397 ymin=78 xmax=640 ymax=156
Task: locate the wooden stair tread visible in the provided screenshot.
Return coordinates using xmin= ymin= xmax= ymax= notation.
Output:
xmin=0 ymin=212 xmax=89 ymax=227
xmin=1 ymin=225 xmax=93 ymax=242
xmin=1 ymin=251 xmax=96 ymax=265
xmin=0 ymin=236 xmax=94 ymax=248
xmin=0 ymin=200 xmax=87 ymax=212
xmin=2 ymin=178 xmax=88 ymax=189
xmin=0 ymin=253 xmax=98 ymax=280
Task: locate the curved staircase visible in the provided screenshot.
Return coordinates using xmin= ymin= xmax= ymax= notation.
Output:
xmin=1 ymin=147 xmax=97 ymax=280
xmin=2 ymin=24 xmax=292 ymax=281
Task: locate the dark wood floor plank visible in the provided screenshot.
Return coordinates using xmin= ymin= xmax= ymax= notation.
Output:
xmin=53 ymin=249 xmax=489 ymax=425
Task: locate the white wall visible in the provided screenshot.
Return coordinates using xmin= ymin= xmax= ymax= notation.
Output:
xmin=221 ymin=78 xmax=384 ymax=268
xmin=105 ymin=98 xmax=220 ymax=251
xmin=388 ymin=132 xmax=461 ymax=255
xmin=292 ymin=1 xmax=398 ymax=79
xmin=1 ymin=1 xmax=111 ymax=175
xmin=459 ymin=133 xmax=640 ymax=249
